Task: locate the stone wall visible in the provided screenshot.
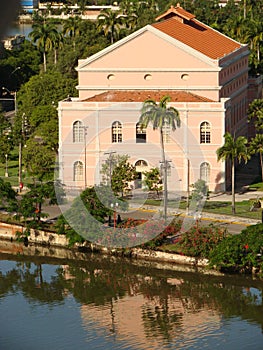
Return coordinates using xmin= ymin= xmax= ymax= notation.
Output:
xmin=0 ymin=221 xmax=209 ymax=268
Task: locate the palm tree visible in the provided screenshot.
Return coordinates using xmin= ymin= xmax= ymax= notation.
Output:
xmin=247 ymin=99 xmax=263 ymax=131
xmin=249 ymin=134 xmax=263 ymax=182
xmin=29 ymin=22 xmax=59 ymax=72
xmin=62 ymin=16 xmax=82 ymax=50
xmin=223 ymin=15 xmax=249 ymax=43
xmin=250 ymin=20 xmax=263 ymax=64
xmin=53 ymin=31 xmax=64 ymax=65
xmin=97 ymin=9 xmax=123 ymax=44
xmin=138 ymin=95 xmax=180 ymax=220
xmin=217 ymin=132 xmax=250 ymax=214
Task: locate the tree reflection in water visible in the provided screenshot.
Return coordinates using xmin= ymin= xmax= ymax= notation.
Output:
xmin=0 ymin=251 xmax=263 ymax=345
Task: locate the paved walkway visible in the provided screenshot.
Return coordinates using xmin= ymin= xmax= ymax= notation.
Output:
xmin=128 ymin=202 xmax=261 ymax=226
xmin=43 ymin=189 xmax=262 ymax=228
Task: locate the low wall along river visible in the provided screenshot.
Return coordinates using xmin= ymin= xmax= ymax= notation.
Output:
xmin=0 ymin=221 xmax=210 ymax=269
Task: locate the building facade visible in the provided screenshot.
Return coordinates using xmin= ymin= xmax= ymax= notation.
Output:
xmin=58 ymin=4 xmax=257 ymax=194
xmin=21 ymin=0 xmax=38 ymax=13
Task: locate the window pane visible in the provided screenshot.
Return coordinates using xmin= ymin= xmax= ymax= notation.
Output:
xmin=136 ymin=123 xmax=146 ymax=143
xmin=200 ymin=122 xmax=211 ymax=144
xmin=74 ymin=161 xmax=84 ymax=181
xmin=112 ymin=121 xmax=122 ymax=143
xmin=200 ymin=162 xmax=210 ymax=183
xmin=73 ymin=121 xmax=84 ymax=143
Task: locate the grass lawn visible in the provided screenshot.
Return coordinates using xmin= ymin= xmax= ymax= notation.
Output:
xmin=203 ymin=200 xmax=262 ymax=220
xmin=0 ymin=153 xmax=33 ymax=187
xmin=143 ymin=198 xmax=263 ymax=220
xmin=249 ymin=182 xmax=263 ymax=191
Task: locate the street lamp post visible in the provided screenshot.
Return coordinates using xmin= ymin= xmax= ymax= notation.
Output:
xmin=5 ymin=154 xmax=8 ymax=177
xmin=181 ymin=73 xmax=190 ymax=213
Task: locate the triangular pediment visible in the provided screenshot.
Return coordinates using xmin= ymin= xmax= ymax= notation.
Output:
xmin=77 ymin=25 xmax=218 ymax=72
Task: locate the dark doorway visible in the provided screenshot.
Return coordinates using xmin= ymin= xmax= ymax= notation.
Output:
xmin=135 ymin=172 xmax=142 ymax=189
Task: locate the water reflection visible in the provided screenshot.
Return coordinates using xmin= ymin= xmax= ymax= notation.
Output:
xmin=0 ymin=245 xmax=263 ymax=349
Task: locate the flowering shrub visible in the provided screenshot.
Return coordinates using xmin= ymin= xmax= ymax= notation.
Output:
xmin=174 ymin=224 xmax=226 ymax=258
xmin=209 ymin=224 xmax=263 ymax=274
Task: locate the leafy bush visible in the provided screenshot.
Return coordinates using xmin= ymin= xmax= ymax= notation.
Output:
xmin=209 ymin=224 xmax=263 ymax=274
xmin=173 ymin=224 xmax=226 ymax=258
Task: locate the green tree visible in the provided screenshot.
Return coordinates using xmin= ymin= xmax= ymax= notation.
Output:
xmin=0 ymin=178 xmax=17 ymax=212
xmin=101 ymin=153 xmax=132 ymax=186
xmin=29 ymin=22 xmax=59 ymax=72
xmin=143 ymin=167 xmax=162 ymax=197
xmin=23 ymin=139 xmax=56 ymax=182
xmin=97 ymin=8 xmax=123 ymax=44
xmin=0 ymin=41 xmax=41 ymax=92
xmin=216 ymin=132 xmax=250 ymax=214
xmin=249 ymin=134 xmax=263 ymax=182
xmin=57 ymin=184 xmax=127 ymax=245
xmin=13 ymin=71 xmax=77 ymax=150
xmin=29 ymin=105 xmax=59 ymax=151
xmin=190 ymin=179 xmax=209 ymax=210
xmin=16 ymin=180 xmax=65 ymax=223
xmin=52 ymin=30 xmax=64 ymax=65
xmin=111 ymin=157 xmax=137 ymax=197
xmin=247 ymin=99 xmax=263 ymax=131
xmin=0 ymin=112 xmax=12 ymax=162
xmin=138 ymin=95 xmax=180 ymax=219
xmin=62 ymin=16 xmax=82 ymax=50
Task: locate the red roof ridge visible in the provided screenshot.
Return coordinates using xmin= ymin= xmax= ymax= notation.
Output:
xmin=83 ymin=90 xmax=214 ymax=103
xmin=151 ymin=16 xmax=241 ymax=59
xmin=155 ymin=4 xmax=195 ymax=22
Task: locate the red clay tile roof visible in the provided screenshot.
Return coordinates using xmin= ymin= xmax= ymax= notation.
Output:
xmin=83 ymin=90 xmax=213 ymax=102
xmin=152 ymin=6 xmax=241 ymax=59
xmin=156 ymin=4 xmax=195 ymax=21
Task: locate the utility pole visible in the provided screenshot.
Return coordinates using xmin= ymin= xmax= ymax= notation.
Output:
xmin=80 ymin=125 xmax=88 ymax=188
xmin=186 ymin=158 xmax=190 ymax=213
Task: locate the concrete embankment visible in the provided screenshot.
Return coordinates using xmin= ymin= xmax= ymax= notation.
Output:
xmin=0 ymin=221 xmax=211 ymax=270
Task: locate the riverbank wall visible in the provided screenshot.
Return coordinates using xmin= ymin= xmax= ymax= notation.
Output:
xmin=0 ymin=221 xmax=209 ymax=269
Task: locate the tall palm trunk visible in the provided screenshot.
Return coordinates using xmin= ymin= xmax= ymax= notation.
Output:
xmin=160 ymin=128 xmax=167 ymax=220
xmin=54 ymin=49 xmax=57 ymax=65
xmin=260 ymin=152 xmax=263 ymax=182
xmin=231 ymin=160 xmax=235 ymax=214
xmin=43 ymin=52 xmax=47 ymax=72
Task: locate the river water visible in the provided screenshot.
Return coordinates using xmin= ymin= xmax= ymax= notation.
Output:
xmin=5 ymin=23 xmax=33 ymax=39
xmin=0 ymin=241 xmax=263 ymax=350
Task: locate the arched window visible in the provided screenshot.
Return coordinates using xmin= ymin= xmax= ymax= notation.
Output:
xmin=200 ymin=122 xmax=211 ymax=144
xmin=200 ymin=162 xmax=210 ymax=183
xmin=73 ymin=161 xmax=84 ymax=181
xmin=73 ymin=121 xmax=84 ymax=143
xmin=112 ymin=121 xmax=122 ymax=143
xmin=136 ymin=123 xmax=146 ymax=143
xmin=135 ymin=160 xmax=148 ymax=167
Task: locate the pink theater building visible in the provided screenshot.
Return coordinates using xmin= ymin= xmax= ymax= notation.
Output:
xmin=58 ymin=4 xmax=260 ymax=194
